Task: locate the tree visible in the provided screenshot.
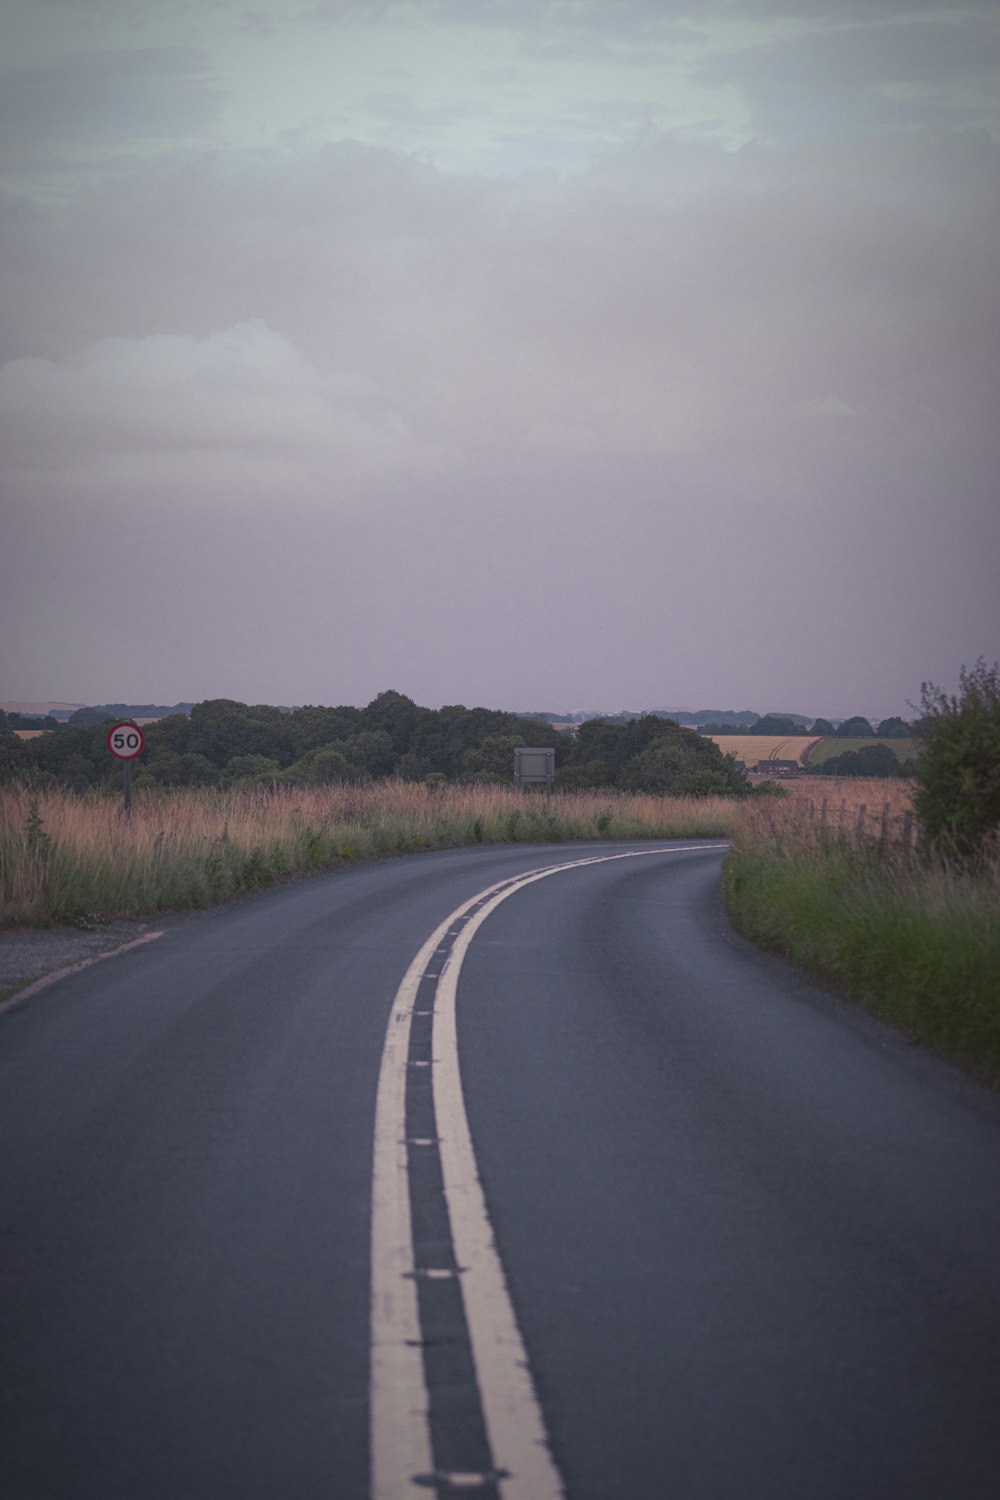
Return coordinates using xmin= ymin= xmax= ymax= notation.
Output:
xmin=461 ymin=735 xmax=521 ymax=783
xmin=836 ymin=716 xmax=875 ymax=737
xmin=915 ymin=659 xmax=1000 ymax=860
xmin=145 ymin=751 xmax=220 ymax=787
xmin=875 ymin=716 xmax=911 ymax=738
xmin=810 ymin=718 xmax=836 ymax=736
xmin=752 ymin=715 xmax=803 ymax=736
xmin=343 ymin=730 xmax=396 ymax=779
xmin=817 ymin=744 xmax=903 ymax=778
xmin=225 ymin=755 xmax=281 ymax=784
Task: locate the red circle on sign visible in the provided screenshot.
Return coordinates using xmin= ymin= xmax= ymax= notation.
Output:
xmin=107 ymin=722 xmax=145 ymax=760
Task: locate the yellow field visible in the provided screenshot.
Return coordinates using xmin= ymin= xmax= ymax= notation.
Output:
xmin=705 ymin=734 xmax=818 ymax=767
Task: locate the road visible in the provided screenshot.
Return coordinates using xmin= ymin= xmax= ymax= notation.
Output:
xmin=2 ymin=840 xmax=999 ymax=1500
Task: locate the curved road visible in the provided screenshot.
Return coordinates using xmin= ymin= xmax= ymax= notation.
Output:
xmin=1 ymin=841 xmax=999 ymax=1499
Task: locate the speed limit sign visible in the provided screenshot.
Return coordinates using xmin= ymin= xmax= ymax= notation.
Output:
xmin=107 ymin=722 xmax=145 ymax=760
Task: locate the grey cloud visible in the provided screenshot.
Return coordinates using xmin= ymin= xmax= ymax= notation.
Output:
xmin=2 ymin=127 xmax=996 ymax=710
xmin=0 ymin=47 xmax=227 ymax=147
xmin=697 ymin=16 xmax=1000 ymax=141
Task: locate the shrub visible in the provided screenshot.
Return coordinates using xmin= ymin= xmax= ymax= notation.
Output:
xmin=915 ymin=659 xmax=1000 ymax=861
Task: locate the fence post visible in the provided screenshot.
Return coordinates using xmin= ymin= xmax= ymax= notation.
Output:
xmin=879 ymin=801 xmax=890 ymax=855
xmin=856 ymin=803 xmax=867 ymax=846
xmin=820 ymin=798 xmax=828 ymax=833
xmin=902 ymin=809 xmax=913 ymax=862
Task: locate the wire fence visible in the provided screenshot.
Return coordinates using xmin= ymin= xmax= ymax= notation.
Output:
xmin=804 ymin=797 xmax=924 ymax=860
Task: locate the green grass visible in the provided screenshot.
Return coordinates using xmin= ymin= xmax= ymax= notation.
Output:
xmin=806 ymin=736 xmax=916 ymax=765
xmin=722 ymin=815 xmax=1000 ymax=1087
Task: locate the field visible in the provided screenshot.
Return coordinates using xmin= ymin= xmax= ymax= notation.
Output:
xmin=805 ymin=736 xmax=917 ymax=765
xmin=706 ymin=734 xmax=917 ymax=769
xmin=705 ymin=734 xmax=818 ymax=766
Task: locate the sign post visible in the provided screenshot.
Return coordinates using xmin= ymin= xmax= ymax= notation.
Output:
xmin=514 ymin=746 xmax=555 ymax=795
xmin=107 ymin=721 xmax=145 ymax=822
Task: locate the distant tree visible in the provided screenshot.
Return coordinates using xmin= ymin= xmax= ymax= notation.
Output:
xmin=875 ymin=716 xmax=911 ymax=739
xmin=225 ymin=754 xmax=281 ymax=784
xmin=0 ymin=735 xmax=31 ymax=782
xmin=752 ymin=715 xmax=803 ymax=736
xmin=915 ymin=659 xmax=1000 ymax=860
xmin=145 ymin=751 xmax=220 ymax=787
xmin=673 ymin=769 xmax=733 ymax=798
xmin=144 ymin=714 xmax=192 ymax=756
xmin=61 ymin=753 xmax=97 ymax=792
xmin=288 ymin=705 xmax=360 ymax=755
xmin=281 ymin=746 xmax=351 ymax=785
xmin=621 ymin=741 xmax=694 ymax=794
xmin=340 ymin=729 xmax=395 ymax=779
xmin=817 ymin=744 xmax=903 ymax=778
xmin=360 ymin=690 xmax=421 ymax=753
xmin=188 ymin=699 xmax=294 ymax=767
xmin=836 ymin=716 xmax=875 ymax=737
xmin=555 ymin=763 xmax=612 ymax=790
xmin=461 ymin=735 xmax=521 ymax=783
xmin=810 ymin=718 xmax=836 ymax=736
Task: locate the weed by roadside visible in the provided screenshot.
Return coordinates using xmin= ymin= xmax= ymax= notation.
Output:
xmin=723 ymin=789 xmax=1000 ymax=1087
xmin=0 ymin=780 xmax=739 ymax=928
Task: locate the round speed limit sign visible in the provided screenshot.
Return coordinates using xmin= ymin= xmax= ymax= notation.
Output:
xmin=107 ymin=722 xmax=145 ymax=760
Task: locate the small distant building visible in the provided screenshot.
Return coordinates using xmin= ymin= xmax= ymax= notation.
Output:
xmin=756 ymin=759 xmax=800 ymax=776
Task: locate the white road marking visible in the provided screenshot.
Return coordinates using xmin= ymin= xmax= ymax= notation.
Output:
xmin=370 ymin=844 xmax=728 ymax=1499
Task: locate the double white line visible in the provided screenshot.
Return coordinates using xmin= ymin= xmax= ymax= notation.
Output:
xmin=369 ymin=845 xmax=728 ymax=1497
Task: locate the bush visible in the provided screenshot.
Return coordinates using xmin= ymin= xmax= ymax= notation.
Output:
xmin=915 ymin=659 xmax=1000 ymax=861
xmin=817 ymin=744 xmax=904 ymax=778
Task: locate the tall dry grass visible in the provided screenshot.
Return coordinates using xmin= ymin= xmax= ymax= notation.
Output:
xmin=0 ymin=780 xmax=740 ymax=928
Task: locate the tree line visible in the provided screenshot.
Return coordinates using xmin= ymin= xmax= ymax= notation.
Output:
xmin=704 ymin=713 xmax=912 ymax=738
xmin=0 ymin=691 xmax=748 ymax=798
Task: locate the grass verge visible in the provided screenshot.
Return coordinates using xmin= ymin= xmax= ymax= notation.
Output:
xmin=722 ymin=795 xmax=1000 ymax=1087
xmin=1 ymin=780 xmax=738 ymax=928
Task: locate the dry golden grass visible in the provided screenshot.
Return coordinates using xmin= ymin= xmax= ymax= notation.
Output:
xmin=736 ymin=778 xmax=917 ymax=860
xmin=0 ymin=780 xmax=741 ymax=927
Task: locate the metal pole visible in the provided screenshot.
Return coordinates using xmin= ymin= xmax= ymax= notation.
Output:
xmin=124 ymin=758 xmax=132 ymax=824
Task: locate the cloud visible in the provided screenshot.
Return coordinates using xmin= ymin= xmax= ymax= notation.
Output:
xmin=0 ymin=47 xmax=228 ymax=148
xmin=696 ymin=15 xmax=1000 ymax=142
xmin=2 ymin=123 xmax=996 ymax=709
xmin=0 ymin=319 xmax=414 ymax=497
xmin=2 ymin=128 xmax=997 ymax=471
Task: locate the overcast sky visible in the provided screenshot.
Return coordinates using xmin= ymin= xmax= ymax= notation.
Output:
xmin=2 ymin=0 xmax=998 ymax=718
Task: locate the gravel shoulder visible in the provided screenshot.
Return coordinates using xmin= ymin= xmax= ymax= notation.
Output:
xmin=0 ymin=916 xmax=193 ymax=1003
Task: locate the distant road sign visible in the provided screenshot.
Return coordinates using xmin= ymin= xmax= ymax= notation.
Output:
xmin=514 ymin=746 xmax=555 ymax=790
xmin=107 ymin=723 xmax=145 ymax=760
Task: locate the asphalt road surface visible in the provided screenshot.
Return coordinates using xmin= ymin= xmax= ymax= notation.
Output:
xmin=2 ymin=841 xmax=999 ymax=1500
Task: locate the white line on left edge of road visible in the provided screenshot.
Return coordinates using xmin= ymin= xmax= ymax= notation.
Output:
xmin=369 ymin=844 xmax=729 ymax=1499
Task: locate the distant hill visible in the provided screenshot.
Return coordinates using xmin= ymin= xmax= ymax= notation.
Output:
xmin=0 ymin=701 xmax=82 ymax=721
xmin=67 ymin=702 xmax=196 ymax=726
xmin=517 ymin=707 xmax=797 ymax=728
